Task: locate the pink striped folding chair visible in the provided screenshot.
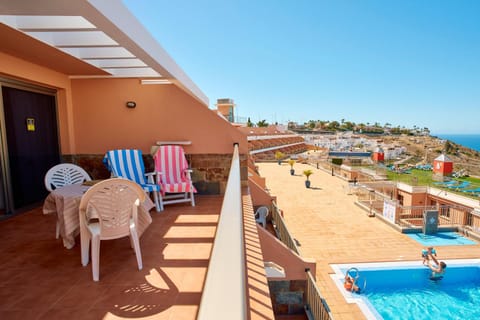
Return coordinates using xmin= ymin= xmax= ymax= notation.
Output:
xmin=153 ymin=145 xmax=196 ymax=207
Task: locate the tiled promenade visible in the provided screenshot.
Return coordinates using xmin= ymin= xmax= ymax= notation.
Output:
xmin=257 ymin=162 xmax=480 ymax=320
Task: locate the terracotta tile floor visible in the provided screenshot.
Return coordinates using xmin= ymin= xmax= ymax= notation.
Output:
xmin=258 ymin=162 xmax=480 ymax=320
xmin=0 ymin=195 xmax=222 ymax=320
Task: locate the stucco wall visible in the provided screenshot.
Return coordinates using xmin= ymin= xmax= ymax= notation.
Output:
xmin=0 ymin=52 xmax=248 ymax=157
xmin=67 ymin=78 xmax=250 ymax=194
xmin=398 ymin=190 xmax=427 ymax=207
xmin=70 ymin=78 xmax=247 ymax=155
xmin=1 ymin=52 xmax=249 ymax=194
xmin=410 ymin=192 xmax=427 ymax=206
xmin=0 ymin=52 xmax=75 ymax=154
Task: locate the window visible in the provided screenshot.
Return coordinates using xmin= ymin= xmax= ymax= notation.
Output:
xmin=397 ymin=194 xmax=404 ymax=206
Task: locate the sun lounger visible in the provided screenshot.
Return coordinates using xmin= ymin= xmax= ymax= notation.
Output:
xmin=447 ymin=181 xmax=470 ymax=190
xmin=433 ymin=180 xmax=457 ymax=186
xmin=461 ymin=188 xmax=480 ymax=194
xmin=416 ymin=164 xmax=432 ymax=170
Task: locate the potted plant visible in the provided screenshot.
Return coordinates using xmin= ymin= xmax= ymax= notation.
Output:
xmin=274 ymin=151 xmax=285 ymax=165
xmin=303 ymin=169 xmax=313 ymax=188
xmin=287 ymin=159 xmax=295 ymax=175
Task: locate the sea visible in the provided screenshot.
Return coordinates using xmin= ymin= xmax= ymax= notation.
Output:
xmin=435 ymin=134 xmax=480 ymax=152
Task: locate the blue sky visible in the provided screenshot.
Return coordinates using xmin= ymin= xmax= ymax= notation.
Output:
xmin=124 ymin=0 xmax=480 ymax=134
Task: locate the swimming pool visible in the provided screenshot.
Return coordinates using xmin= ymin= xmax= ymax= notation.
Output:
xmin=406 ymin=231 xmax=476 ymax=246
xmin=331 ymin=260 xmax=480 ymax=320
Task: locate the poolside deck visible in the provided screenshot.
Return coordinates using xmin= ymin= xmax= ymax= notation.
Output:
xmin=0 ymin=196 xmax=222 ymax=319
xmin=257 ymin=162 xmax=480 ymax=320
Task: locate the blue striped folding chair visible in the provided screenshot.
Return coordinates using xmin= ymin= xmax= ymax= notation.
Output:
xmin=103 ymin=149 xmax=163 ymax=212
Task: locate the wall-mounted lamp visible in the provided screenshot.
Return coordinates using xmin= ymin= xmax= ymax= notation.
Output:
xmin=126 ymin=101 xmax=136 ymax=109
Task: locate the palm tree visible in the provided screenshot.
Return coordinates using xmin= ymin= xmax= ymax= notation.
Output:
xmin=287 ymin=159 xmax=295 ymax=175
xmin=328 ymin=121 xmax=340 ymax=130
xmin=303 ymin=169 xmax=313 ymax=188
xmin=274 ymin=151 xmax=285 ymax=164
xmin=257 ymin=119 xmax=268 ymax=127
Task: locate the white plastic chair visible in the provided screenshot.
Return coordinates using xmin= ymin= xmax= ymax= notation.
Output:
xmin=44 ymin=163 xmax=91 ymax=238
xmin=79 ymin=178 xmax=145 ymax=281
xmin=255 ymin=206 xmax=269 ymax=228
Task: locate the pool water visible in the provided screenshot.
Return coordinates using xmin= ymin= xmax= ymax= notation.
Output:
xmin=331 ymin=260 xmax=480 ymax=320
xmin=367 ymin=284 xmax=480 ymax=320
xmin=406 ymin=231 xmax=476 ymax=246
xmin=364 ymin=266 xmax=480 ymax=319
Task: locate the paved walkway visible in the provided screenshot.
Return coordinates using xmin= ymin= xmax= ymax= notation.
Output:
xmin=258 ymin=162 xmax=480 ymax=320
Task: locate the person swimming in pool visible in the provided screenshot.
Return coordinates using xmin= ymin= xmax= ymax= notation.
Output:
xmin=427 ymin=251 xmax=446 ymax=279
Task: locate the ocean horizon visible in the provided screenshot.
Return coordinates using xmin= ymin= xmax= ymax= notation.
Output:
xmin=435 ymin=134 xmax=480 ymax=152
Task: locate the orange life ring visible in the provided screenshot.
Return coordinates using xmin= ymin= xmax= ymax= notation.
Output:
xmin=344 ymin=281 xmax=353 ymax=290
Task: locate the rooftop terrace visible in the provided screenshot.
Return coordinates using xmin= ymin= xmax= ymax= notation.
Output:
xmin=0 ymin=196 xmax=221 ymax=319
xmin=257 ymin=162 xmax=480 ymax=319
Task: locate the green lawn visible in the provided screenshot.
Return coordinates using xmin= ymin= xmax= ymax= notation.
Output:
xmin=386 ymin=168 xmax=480 ymax=198
xmin=459 ymin=176 xmax=480 ymax=185
xmin=386 ymin=168 xmax=435 ymax=185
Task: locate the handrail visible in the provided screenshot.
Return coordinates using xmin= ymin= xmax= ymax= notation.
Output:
xmin=305 ymin=270 xmax=335 ymax=320
xmin=197 ymin=144 xmax=246 ymax=320
xmin=271 ymin=201 xmax=301 ymax=255
xmin=249 ymin=142 xmax=305 ymax=155
xmin=248 ymin=134 xmax=300 ymax=141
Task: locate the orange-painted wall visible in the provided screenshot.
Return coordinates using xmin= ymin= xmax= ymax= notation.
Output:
xmin=217 ymin=104 xmax=232 ymax=120
xmin=0 ymin=51 xmax=247 ymax=157
xmin=373 ymin=152 xmax=384 ymax=162
xmin=410 ymin=191 xmax=427 ymax=206
xmin=257 ymin=227 xmax=316 ymax=280
xmin=433 ymin=160 xmax=453 ymax=175
xmin=398 ymin=190 xmax=411 ymax=206
xmin=248 ymin=167 xmax=266 ymax=188
xmin=70 ymin=78 xmax=247 ymax=155
xmin=248 ymin=178 xmax=275 ymax=208
xmin=398 ymin=190 xmax=427 ymax=206
xmin=0 ymin=52 xmax=75 ymax=154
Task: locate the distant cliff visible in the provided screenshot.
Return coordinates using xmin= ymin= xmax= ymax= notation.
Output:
xmin=380 ymin=135 xmax=480 ymax=177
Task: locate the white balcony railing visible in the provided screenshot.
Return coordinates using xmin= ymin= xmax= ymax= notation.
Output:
xmin=247 ymin=134 xmax=299 ymax=141
xmin=197 ymin=143 xmax=246 ymax=320
xmin=249 ymin=142 xmax=306 ymax=155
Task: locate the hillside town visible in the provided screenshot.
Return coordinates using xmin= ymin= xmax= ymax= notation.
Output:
xmin=225 ymin=107 xmax=480 ymax=177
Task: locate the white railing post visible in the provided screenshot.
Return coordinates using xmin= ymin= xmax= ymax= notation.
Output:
xmin=197 ymin=144 xmax=246 ymax=320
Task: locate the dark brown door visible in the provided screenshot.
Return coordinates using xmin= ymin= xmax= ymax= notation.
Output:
xmin=2 ymin=86 xmax=60 ymax=210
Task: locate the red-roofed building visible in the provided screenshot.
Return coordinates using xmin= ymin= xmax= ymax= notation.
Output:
xmin=433 ymin=154 xmax=453 ymax=178
xmin=372 ymin=146 xmax=385 ymax=163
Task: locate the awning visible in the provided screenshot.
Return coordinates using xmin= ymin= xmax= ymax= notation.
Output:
xmin=0 ymin=0 xmax=208 ymax=105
